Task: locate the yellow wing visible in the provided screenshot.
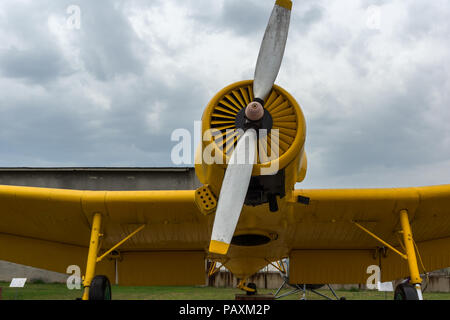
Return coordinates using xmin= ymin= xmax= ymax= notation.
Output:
xmin=288 ymin=185 xmax=450 ymax=283
xmin=3 ymin=183 xmax=450 ymax=285
xmin=0 ymin=185 xmax=210 ymax=285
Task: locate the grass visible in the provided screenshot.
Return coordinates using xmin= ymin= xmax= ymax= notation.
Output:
xmin=0 ymin=282 xmax=449 ymax=300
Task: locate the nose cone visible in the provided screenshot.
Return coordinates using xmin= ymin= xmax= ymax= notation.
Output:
xmin=245 ymin=102 xmax=264 ymax=121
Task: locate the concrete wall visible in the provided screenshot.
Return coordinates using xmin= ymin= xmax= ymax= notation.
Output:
xmin=209 ymin=271 xmax=284 ymax=290
xmin=0 ymin=261 xmax=68 ymax=284
xmin=426 ymin=273 xmax=450 ymax=293
xmin=0 ymin=167 xmax=201 ymax=191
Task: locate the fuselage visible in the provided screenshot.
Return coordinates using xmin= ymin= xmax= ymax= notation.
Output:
xmin=195 ymin=80 xmax=307 ymax=278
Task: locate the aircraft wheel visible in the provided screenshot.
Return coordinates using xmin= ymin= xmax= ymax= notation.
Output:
xmin=89 ymin=275 xmax=112 ymax=300
xmin=246 ymin=283 xmax=257 ymax=296
xmin=394 ymin=283 xmax=419 ymax=300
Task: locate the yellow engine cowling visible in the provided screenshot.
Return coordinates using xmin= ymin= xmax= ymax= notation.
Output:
xmin=195 ymin=80 xmax=307 ymax=204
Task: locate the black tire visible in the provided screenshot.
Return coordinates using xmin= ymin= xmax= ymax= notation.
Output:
xmin=394 ymin=283 xmax=419 ymax=300
xmin=89 ymin=275 xmax=112 ymax=300
xmin=246 ymin=283 xmax=257 ymax=296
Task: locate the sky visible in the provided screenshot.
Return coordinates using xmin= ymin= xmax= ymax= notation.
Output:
xmin=0 ymin=0 xmax=449 ymax=189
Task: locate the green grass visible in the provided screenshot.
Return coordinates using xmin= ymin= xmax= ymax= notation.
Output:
xmin=0 ymin=282 xmax=449 ymax=300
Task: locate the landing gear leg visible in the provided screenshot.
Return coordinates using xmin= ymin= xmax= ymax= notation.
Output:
xmin=80 ymin=215 xmax=145 ymax=300
xmin=396 ymin=209 xmax=423 ymax=300
xmin=82 ymin=213 xmax=103 ymax=300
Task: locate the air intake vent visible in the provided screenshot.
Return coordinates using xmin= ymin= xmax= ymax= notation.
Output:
xmin=209 ymin=82 xmax=298 ymax=164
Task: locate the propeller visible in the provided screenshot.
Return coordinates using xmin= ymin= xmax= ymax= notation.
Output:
xmin=253 ymin=0 xmax=292 ymax=103
xmin=209 ymin=0 xmax=292 ymax=255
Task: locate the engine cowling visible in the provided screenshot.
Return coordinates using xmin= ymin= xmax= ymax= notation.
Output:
xmin=195 ymin=80 xmax=307 ymax=207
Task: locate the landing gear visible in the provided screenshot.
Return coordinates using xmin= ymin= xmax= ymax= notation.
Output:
xmin=246 ymin=283 xmax=257 ymax=296
xmin=394 ymin=283 xmax=419 ymax=300
xmin=89 ymin=275 xmax=112 ymax=300
xmin=354 ymin=209 xmax=425 ymax=301
xmin=235 ymin=281 xmax=274 ymax=300
xmin=270 ymin=259 xmax=344 ymax=300
xmin=274 ymin=282 xmax=343 ymax=300
xmin=81 ymin=212 xmax=145 ymax=300
xmin=237 ymin=279 xmax=257 ymax=295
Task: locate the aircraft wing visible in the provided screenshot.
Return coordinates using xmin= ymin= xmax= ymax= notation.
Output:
xmin=0 ymin=185 xmax=210 ymax=285
xmin=288 ymin=185 xmax=450 ymax=284
xmin=3 ymin=183 xmax=450 ymax=286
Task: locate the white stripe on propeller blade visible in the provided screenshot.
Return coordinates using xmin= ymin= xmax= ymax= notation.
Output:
xmin=209 ymin=129 xmax=257 ymax=255
xmin=253 ymin=2 xmax=291 ymax=102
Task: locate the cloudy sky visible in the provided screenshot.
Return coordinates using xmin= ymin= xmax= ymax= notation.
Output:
xmin=0 ymin=0 xmax=449 ymax=189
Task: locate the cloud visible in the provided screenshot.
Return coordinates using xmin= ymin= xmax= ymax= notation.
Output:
xmin=289 ymin=0 xmax=450 ymax=188
xmin=0 ymin=46 xmax=72 ymax=82
xmin=0 ymin=1 xmax=73 ymax=83
xmin=73 ymin=1 xmax=146 ymax=81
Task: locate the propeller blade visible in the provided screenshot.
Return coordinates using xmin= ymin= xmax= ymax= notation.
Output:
xmin=209 ymin=129 xmax=258 ymax=255
xmin=253 ymin=0 xmax=292 ymax=102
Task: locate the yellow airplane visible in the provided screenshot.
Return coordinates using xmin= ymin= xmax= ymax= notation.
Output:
xmin=1 ymin=0 xmax=449 ymax=301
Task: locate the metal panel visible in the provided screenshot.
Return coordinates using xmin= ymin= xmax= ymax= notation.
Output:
xmin=289 ymin=249 xmax=377 ymax=284
xmin=117 ymin=251 xmax=206 ymax=286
